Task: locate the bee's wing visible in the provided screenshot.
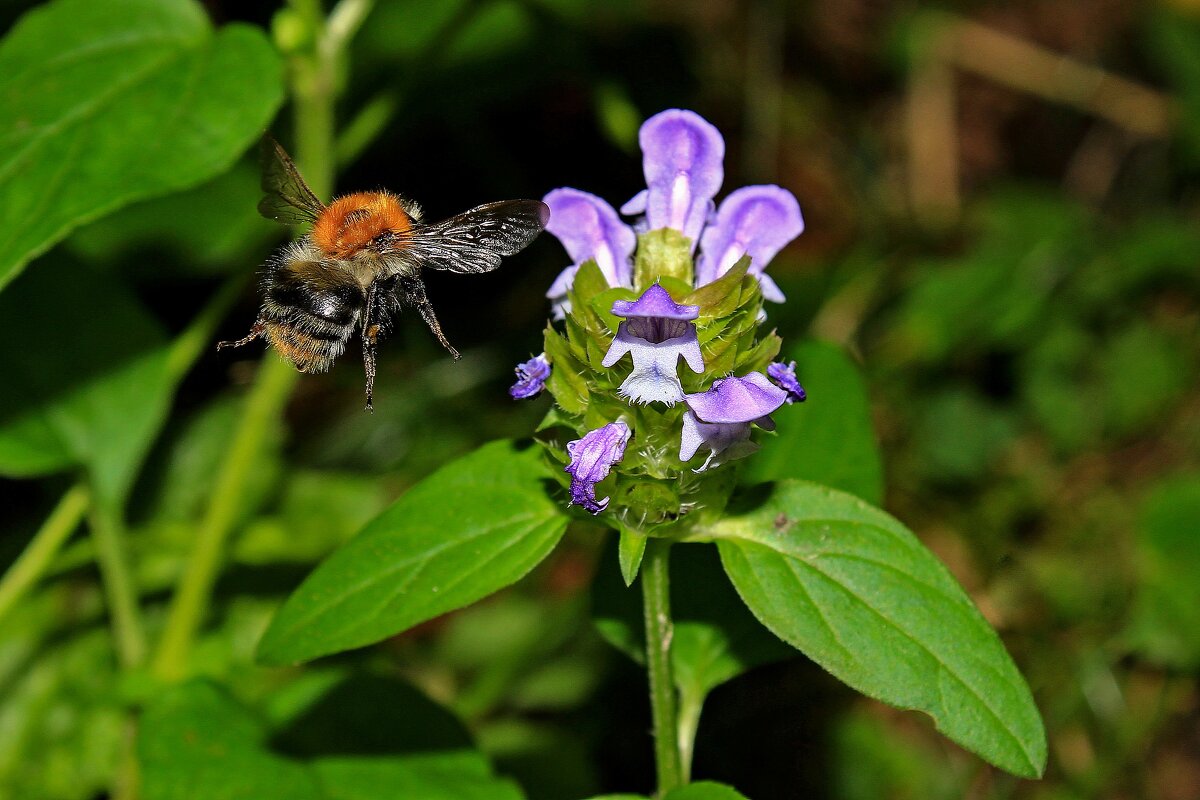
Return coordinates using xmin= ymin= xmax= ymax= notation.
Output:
xmin=402 ymin=200 xmax=550 ymax=274
xmin=257 ymin=136 xmax=327 ymax=225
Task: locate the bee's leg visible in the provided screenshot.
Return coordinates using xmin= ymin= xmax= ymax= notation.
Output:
xmin=216 ymin=319 xmax=264 ymax=350
xmin=361 ymin=284 xmax=381 ymax=412
xmin=399 ymin=277 xmax=461 ymax=360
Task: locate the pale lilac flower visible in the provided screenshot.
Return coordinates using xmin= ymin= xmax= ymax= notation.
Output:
xmin=544 ymin=189 xmax=636 ymax=317
xmin=510 ymin=354 xmax=551 ymax=399
xmin=565 ymin=421 xmax=631 ymax=514
xmin=767 ymin=360 xmax=807 ymax=404
xmin=620 ymin=110 xmax=724 ymax=248
xmin=679 ymin=372 xmax=788 ymax=471
xmin=696 ymin=185 xmax=804 ymax=303
xmin=602 ymin=284 xmax=704 ymax=405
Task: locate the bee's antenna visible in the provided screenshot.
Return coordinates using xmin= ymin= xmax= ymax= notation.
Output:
xmin=216 ymin=320 xmax=265 ymax=351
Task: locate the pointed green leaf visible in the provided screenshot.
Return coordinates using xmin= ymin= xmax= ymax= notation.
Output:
xmin=0 ymin=0 xmax=284 ymax=289
xmin=257 ymin=441 xmax=569 ymax=665
xmin=617 ymin=526 xmax=647 ymax=586
xmin=709 ymin=481 xmax=1046 ymax=778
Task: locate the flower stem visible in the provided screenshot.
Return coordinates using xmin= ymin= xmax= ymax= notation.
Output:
xmin=642 ymin=538 xmax=684 ymax=795
xmin=90 ymin=499 xmax=147 ymax=669
xmin=0 ymin=483 xmax=89 ymax=625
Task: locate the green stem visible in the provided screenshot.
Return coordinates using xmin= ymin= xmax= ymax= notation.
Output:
xmin=90 ymin=500 xmax=148 ymax=669
xmin=643 ymin=538 xmax=684 ymax=795
xmin=152 ymin=357 xmax=297 ymax=680
xmin=0 ymin=483 xmax=89 ymax=625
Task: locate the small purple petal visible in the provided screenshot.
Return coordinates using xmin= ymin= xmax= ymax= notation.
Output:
xmin=679 ymin=411 xmax=758 ymax=472
xmin=684 ymin=372 xmax=788 ymax=423
xmin=620 ymin=189 xmax=648 ymax=216
xmin=544 ymin=188 xmax=635 ymax=288
xmin=565 ymin=421 xmax=631 ymax=514
xmin=509 ymin=354 xmax=551 ymax=399
xmin=767 ymin=360 xmax=807 ymax=404
xmin=696 ymin=185 xmax=804 ymax=299
xmin=611 ymin=283 xmax=698 ymax=322
xmin=636 ymin=109 xmax=725 ymax=245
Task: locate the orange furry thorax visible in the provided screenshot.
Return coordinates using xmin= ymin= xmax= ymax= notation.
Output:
xmin=312 ymin=191 xmax=412 ymax=259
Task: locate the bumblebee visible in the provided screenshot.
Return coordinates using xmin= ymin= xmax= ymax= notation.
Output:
xmin=219 ymin=137 xmax=549 ymax=409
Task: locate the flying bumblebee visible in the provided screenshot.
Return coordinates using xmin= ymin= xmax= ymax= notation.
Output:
xmin=218 ymin=137 xmax=549 ymax=409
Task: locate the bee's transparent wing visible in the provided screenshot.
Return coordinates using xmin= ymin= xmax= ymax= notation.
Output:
xmin=402 ymin=200 xmax=550 ymax=274
xmin=257 ymin=136 xmax=326 ymax=225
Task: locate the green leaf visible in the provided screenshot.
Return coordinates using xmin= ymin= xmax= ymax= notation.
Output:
xmin=0 ymin=0 xmax=284 ymax=289
xmin=708 ymin=481 xmax=1046 ymax=778
xmin=315 ymin=757 xmax=526 ymax=800
xmin=1126 ymin=474 xmax=1200 ymax=669
xmin=618 ymin=526 xmax=647 ymax=586
xmin=0 ymin=264 xmax=173 ymax=507
xmin=663 ymin=782 xmax=750 ymax=800
xmin=140 ymin=682 xmax=324 ymax=800
xmin=258 ymin=440 xmax=569 ymax=665
xmin=743 ymin=340 xmax=884 ymax=505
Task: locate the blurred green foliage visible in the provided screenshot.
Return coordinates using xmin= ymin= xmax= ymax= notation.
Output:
xmin=1 ymin=0 xmax=1199 ymax=798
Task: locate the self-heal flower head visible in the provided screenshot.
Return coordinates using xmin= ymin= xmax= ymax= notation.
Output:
xmin=510 ymin=354 xmax=551 ymax=399
xmin=680 ymin=372 xmax=787 ymax=471
xmin=602 ymin=284 xmax=704 ymax=405
xmin=544 ymin=188 xmax=636 ymax=318
xmin=696 ymin=185 xmax=804 ymax=303
xmin=565 ymin=420 xmax=631 ymax=514
xmin=621 ymin=110 xmax=724 ymax=247
xmin=767 ymin=360 xmax=806 ymax=404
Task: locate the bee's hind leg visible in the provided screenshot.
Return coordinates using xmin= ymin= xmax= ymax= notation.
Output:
xmin=400 ymin=277 xmax=461 ymax=360
xmin=216 ymin=319 xmax=265 ymax=350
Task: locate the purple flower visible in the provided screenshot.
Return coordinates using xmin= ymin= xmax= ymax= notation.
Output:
xmin=544 ymin=188 xmax=636 ymax=317
xmin=767 ymin=360 xmax=806 ymax=403
xmin=602 ymin=284 xmax=704 ymax=405
xmin=565 ymin=421 xmax=631 ymax=514
xmin=510 ymin=354 xmax=551 ymax=399
xmin=620 ymin=110 xmax=725 ymax=248
xmin=696 ymin=185 xmax=804 ymax=303
xmin=679 ymin=372 xmax=788 ymax=471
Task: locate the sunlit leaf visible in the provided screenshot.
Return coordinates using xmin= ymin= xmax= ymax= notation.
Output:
xmin=0 ymin=0 xmax=283 ymax=289
xmin=257 ymin=440 xmax=568 ymax=665
xmin=708 ymin=481 xmax=1046 ymax=778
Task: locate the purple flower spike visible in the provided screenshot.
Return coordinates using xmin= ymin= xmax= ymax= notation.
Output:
xmin=767 ymin=360 xmax=806 ymax=404
xmin=696 ymin=185 xmax=804 ymax=302
xmin=679 ymin=373 xmax=788 ymax=470
xmin=510 ymin=354 xmax=551 ymax=399
xmin=565 ymin=421 xmax=631 ymax=514
xmin=603 ymin=285 xmax=704 ymax=405
xmin=544 ymin=188 xmax=636 ymax=289
xmin=626 ymin=109 xmax=725 ymax=246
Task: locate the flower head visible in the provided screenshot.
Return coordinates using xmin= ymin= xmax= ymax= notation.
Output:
xmin=767 ymin=360 xmax=807 ymax=404
xmin=510 ymin=354 xmax=551 ymax=399
xmin=602 ymin=284 xmax=704 ymax=405
xmin=621 ymin=110 xmax=724 ymax=247
xmin=697 ymin=185 xmax=804 ymax=303
xmin=565 ymin=421 xmax=631 ymax=514
xmin=680 ymin=373 xmax=787 ymax=471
